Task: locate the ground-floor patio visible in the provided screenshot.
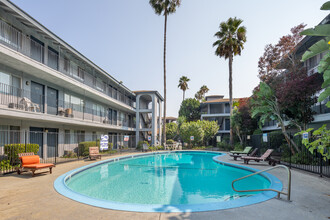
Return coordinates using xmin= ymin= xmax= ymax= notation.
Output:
xmin=0 ymin=151 xmax=329 ymax=220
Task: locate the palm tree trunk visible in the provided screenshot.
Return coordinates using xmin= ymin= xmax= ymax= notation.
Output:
xmin=162 ymin=11 xmax=167 ymax=146
xmin=183 ymin=90 xmax=185 ymax=101
xmin=229 ymin=53 xmax=233 ymax=148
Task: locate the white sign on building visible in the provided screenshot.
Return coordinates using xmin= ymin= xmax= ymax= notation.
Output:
xmin=262 ymin=133 xmax=268 ymax=142
xmin=303 ymin=132 xmax=309 ymax=140
xmin=100 ymin=135 xmax=109 ymax=150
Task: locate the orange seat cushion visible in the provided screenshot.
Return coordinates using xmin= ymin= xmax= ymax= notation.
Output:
xmin=20 ymin=155 xmax=40 ymax=165
xmin=23 ymin=163 xmax=54 ymax=169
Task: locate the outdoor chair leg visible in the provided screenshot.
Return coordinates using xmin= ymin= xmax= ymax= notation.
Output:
xmin=50 ymin=167 xmax=52 ymax=174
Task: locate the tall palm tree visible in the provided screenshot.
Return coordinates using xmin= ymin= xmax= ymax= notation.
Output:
xmin=195 ymin=85 xmax=209 ymax=102
xmin=178 ymin=76 xmax=190 ymax=101
xmin=149 ymin=0 xmax=181 ymax=145
xmin=195 ymin=91 xmax=203 ymax=102
xmin=213 ymin=17 xmax=247 ymax=147
xmin=200 ymin=85 xmax=209 ymax=99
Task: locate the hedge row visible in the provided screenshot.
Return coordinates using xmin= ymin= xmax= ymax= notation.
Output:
xmin=78 ymin=141 xmax=113 ymax=156
xmin=4 ymin=144 xmax=39 ymax=165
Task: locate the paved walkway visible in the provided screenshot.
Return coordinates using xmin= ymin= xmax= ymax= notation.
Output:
xmin=0 ymin=151 xmax=329 ymax=220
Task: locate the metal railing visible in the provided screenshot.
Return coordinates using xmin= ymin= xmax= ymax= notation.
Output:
xmin=245 ymin=132 xmax=330 ymax=177
xmin=232 ymin=165 xmax=291 ymax=201
xmin=0 ymin=19 xmax=135 ymax=108
xmin=0 ymin=130 xmax=137 ymax=175
xmin=0 ymin=82 xmax=135 ymax=128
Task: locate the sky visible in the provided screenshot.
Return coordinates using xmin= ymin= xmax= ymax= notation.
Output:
xmin=11 ymin=0 xmax=328 ymax=117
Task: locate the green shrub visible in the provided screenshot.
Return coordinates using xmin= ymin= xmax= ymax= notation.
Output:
xmin=192 ymin=146 xmax=206 ymax=150
xmin=137 ymin=141 xmax=149 ymax=150
xmin=100 ymin=149 xmax=117 ymax=154
xmin=4 ymin=144 xmax=39 ymax=165
xmin=217 ymin=141 xmax=231 ymax=151
xmin=234 ymin=143 xmax=244 ymax=151
xmin=166 ymin=122 xmax=178 ymax=140
xmin=61 ymin=151 xmax=77 ymax=158
xmin=0 ymin=160 xmax=17 ymax=171
xmin=78 ymin=141 xmax=99 ymax=156
xmin=158 ymin=146 xmax=165 ymax=150
xmin=166 ymin=139 xmax=175 ymax=144
xmin=179 ymin=121 xmax=204 ymax=147
xmin=148 ymin=145 xmax=164 ymax=151
xmin=253 ymin=129 xmax=263 ymax=135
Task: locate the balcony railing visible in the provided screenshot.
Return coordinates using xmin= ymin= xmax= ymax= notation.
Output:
xmin=0 ymin=19 xmax=135 ymax=108
xmin=0 ymin=83 xmax=135 ymax=129
xmin=311 ymin=98 xmax=330 ymax=115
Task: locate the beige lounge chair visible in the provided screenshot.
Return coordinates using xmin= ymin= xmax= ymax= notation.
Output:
xmin=89 ymin=147 xmax=101 ymax=160
xmin=242 ymin=149 xmax=274 ymax=164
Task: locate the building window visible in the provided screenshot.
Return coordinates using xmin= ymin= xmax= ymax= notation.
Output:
xmin=0 ymin=19 xmax=22 ymax=50
xmin=92 ymin=132 xmax=97 ymax=141
xmin=92 ymin=103 xmax=105 ymax=116
xmin=74 ymin=130 xmax=85 ymax=144
xmin=63 ymin=58 xmax=70 ymax=73
xmin=10 ymin=126 xmax=20 ymax=144
xmin=96 ymin=78 xmax=105 ymax=91
xmin=64 ymin=93 xmax=84 ymax=112
xmin=48 ymin=46 xmax=59 ymax=70
xmin=225 ymin=103 xmax=230 ymax=113
xmin=0 ymin=71 xmax=21 ymax=97
xmin=30 ymin=36 xmax=44 ymax=63
xmin=65 ymin=130 xmax=71 ymax=144
xmin=225 ymin=118 xmax=230 ymax=131
xmin=77 ymin=67 xmax=85 ymax=80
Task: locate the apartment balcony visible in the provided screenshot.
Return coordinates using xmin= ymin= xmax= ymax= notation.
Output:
xmin=0 ymin=83 xmax=135 ymax=131
xmin=201 ymin=112 xmax=230 ymax=119
xmin=0 ymin=19 xmax=135 ymax=111
xmin=307 ymin=65 xmax=318 ymax=76
xmin=217 ymin=128 xmax=230 ymax=134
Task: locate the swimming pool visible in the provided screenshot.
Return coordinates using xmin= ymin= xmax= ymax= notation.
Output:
xmin=54 ymin=151 xmax=282 ymax=212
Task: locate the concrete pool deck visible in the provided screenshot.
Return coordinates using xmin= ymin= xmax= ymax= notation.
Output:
xmin=0 ymin=151 xmax=329 ymax=220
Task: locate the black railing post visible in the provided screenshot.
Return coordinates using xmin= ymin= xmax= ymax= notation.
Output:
xmin=54 ymin=133 xmax=57 ymax=165
xmin=320 ymin=153 xmax=323 ymax=177
xmin=25 ymin=130 xmax=27 ymax=153
xmin=289 ymin=139 xmax=292 ymax=169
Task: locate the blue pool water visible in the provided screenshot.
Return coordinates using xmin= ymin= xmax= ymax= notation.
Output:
xmin=54 ymin=151 xmax=282 ymax=212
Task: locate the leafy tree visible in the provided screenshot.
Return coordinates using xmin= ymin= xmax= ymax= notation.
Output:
xmin=195 ymin=85 xmax=209 ymax=102
xmin=295 ymin=124 xmax=330 ymax=161
xmin=231 ymin=98 xmax=257 ymax=144
xmin=178 ymin=98 xmax=201 ymax=122
xmin=179 ymin=121 xmax=204 ymax=147
xmin=257 ymin=23 xmax=323 ymax=131
xmin=258 ymin=24 xmax=306 ymax=86
xmin=276 ymin=73 xmax=322 ymax=130
xmin=201 ymin=120 xmax=219 ymax=145
xmin=251 ymin=82 xmax=300 ymax=154
xmin=166 ymin=122 xmax=178 ymax=140
xmin=149 ymin=0 xmax=181 ymax=145
xmin=178 ymin=76 xmax=190 ymax=101
xmin=300 ymin=1 xmax=330 ymax=108
xmin=213 ymin=17 xmax=247 ymax=146
xmin=177 ymin=116 xmax=186 ymax=128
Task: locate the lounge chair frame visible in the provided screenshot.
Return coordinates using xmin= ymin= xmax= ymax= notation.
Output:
xmin=89 ymin=147 xmax=102 ymax=160
xmin=17 ymin=152 xmax=55 ymax=176
xmin=242 ymin=149 xmax=274 ymax=165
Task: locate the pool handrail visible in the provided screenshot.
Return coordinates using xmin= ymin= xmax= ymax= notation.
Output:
xmin=231 ymin=165 xmax=291 ymax=201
